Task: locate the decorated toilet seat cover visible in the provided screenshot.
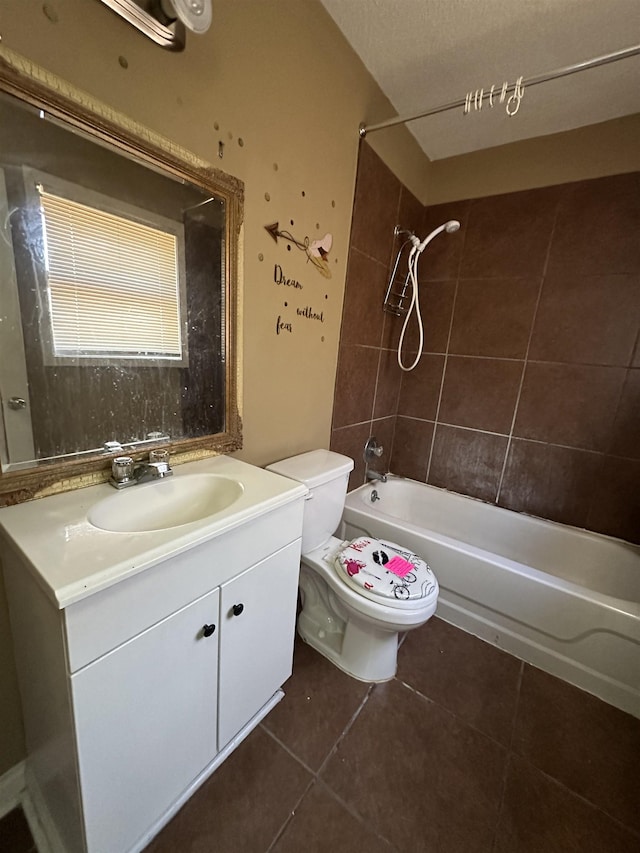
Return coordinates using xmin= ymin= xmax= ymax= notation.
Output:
xmin=335 ymin=537 xmax=437 ymax=606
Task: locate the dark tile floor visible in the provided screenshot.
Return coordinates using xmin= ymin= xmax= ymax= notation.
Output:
xmin=4 ymin=617 xmax=639 ymax=853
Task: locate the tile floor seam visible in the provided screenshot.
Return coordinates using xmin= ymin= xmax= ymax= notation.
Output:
xmin=507 ymin=660 xmax=525 ymax=752
xmin=516 ymin=752 xmax=640 ymax=840
xmin=263 ymin=776 xmax=317 ymax=853
xmin=313 ymin=778 xmax=400 ymax=852
xmin=315 ymin=683 xmax=376 ymax=779
xmin=490 ymin=751 xmax=514 ymax=853
xmin=258 ymin=723 xmax=319 ymax=779
xmin=397 ymin=677 xmax=517 ymax=754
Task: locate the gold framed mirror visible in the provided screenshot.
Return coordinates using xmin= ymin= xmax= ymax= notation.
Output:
xmin=0 ymin=46 xmax=243 ymax=505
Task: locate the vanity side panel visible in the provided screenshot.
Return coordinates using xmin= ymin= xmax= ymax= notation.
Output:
xmin=65 ymin=499 xmax=305 ymax=672
xmin=2 ymin=545 xmax=85 ymax=853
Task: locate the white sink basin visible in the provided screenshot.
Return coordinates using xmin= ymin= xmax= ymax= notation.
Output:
xmin=88 ymin=474 xmax=244 ymax=533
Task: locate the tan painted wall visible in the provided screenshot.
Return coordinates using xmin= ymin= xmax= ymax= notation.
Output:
xmin=425 ymin=114 xmax=640 ymax=204
xmin=0 ymin=0 xmax=429 ymax=776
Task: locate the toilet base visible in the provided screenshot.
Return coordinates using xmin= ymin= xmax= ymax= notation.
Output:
xmin=297 ymin=564 xmax=399 ymax=682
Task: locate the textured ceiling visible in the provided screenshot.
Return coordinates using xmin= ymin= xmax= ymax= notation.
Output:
xmin=321 ymin=0 xmax=640 ymax=160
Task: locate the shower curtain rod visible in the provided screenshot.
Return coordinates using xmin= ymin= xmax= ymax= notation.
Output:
xmin=359 ymin=44 xmax=640 ymax=137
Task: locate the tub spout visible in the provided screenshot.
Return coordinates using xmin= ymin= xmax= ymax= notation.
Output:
xmin=366 ymin=469 xmax=387 ymax=483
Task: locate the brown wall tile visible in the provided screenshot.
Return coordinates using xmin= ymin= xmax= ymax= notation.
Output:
xmin=389 ymin=417 xmax=433 ymax=481
xmin=380 ymin=280 xmax=457 ymax=354
xmin=333 ymin=148 xmax=639 ymax=542
xmin=420 ymin=200 xmax=470 ymax=280
xmin=586 ymin=456 xmax=640 ymax=544
xmin=350 ymin=143 xmax=400 ymax=266
xmin=339 ymin=249 xmax=387 ymax=347
xmin=397 ymin=354 xmax=445 ymax=420
xmin=428 ymin=425 xmax=508 ymax=503
xmin=439 ymin=356 xmax=522 ymax=434
xmin=529 ymin=273 xmax=640 ymax=366
xmin=330 ymin=422 xmax=372 ymax=491
xmin=449 ymin=277 xmax=540 ymax=359
xmin=369 ymin=416 xmax=395 ymax=480
xmin=547 ymin=173 xmax=640 ymax=275
xmin=373 ymin=349 xmax=402 ymax=418
xmin=498 ymin=439 xmax=601 ymax=528
xmin=397 ymin=185 xmax=424 ymax=239
xmin=608 ymin=368 xmax=640 ymax=459
xmin=460 ymin=186 xmax=562 ymax=279
xmin=514 ymin=362 xmax=626 ymax=451
xmin=331 ymin=345 xmax=378 ymax=429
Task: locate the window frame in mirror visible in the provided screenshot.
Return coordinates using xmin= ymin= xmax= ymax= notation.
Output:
xmin=0 ymin=46 xmax=243 ymax=505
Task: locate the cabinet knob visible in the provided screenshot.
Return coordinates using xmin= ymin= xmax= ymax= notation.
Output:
xmin=232 ymin=603 xmax=244 ymax=617
xmin=202 ymin=623 xmax=216 ymax=637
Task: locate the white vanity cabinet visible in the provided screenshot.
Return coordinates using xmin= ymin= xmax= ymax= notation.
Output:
xmin=71 ymin=588 xmax=221 ymax=853
xmin=0 ymin=462 xmax=305 ymax=853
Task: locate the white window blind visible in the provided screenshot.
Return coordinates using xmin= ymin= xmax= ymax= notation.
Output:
xmin=38 ymin=187 xmax=183 ymax=359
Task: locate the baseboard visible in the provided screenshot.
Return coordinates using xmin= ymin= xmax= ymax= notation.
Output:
xmin=0 ymin=760 xmax=25 ymax=819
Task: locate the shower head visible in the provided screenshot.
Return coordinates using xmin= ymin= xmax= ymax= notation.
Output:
xmin=417 ymin=219 xmax=462 ymax=252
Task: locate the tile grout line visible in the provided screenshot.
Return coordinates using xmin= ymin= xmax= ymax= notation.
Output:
xmin=494 ymin=197 xmax=563 ymax=505
xmin=263 ymin=774 xmax=316 ymax=853
xmin=424 ymin=212 xmax=469 ymax=483
xmin=261 ymin=684 xmax=382 ymax=853
xmin=515 ymin=753 xmax=640 ymax=842
xmin=490 ymin=660 xmax=526 ymax=853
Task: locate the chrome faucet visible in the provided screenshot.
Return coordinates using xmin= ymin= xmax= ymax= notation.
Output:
xmin=109 ymin=451 xmax=172 ymax=489
xmin=364 ymin=437 xmax=388 ymax=484
xmin=133 ymin=460 xmax=173 ymax=484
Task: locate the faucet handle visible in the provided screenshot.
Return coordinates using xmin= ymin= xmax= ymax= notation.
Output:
xmin=111 ymin=456 xmax=134 ymax=485
xmin=364 ymin=437 xmax=384 ymax=459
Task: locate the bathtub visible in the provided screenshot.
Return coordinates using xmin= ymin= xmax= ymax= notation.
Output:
xmin=341 ymin=477 xmax=640 ymax=718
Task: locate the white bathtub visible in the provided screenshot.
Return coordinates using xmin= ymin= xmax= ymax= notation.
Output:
xmin=341 ymin=477 xmax=640 ymax=718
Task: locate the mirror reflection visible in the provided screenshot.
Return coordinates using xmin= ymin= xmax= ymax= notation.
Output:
xmin=0 ymin=88 xmax=229 ymax=472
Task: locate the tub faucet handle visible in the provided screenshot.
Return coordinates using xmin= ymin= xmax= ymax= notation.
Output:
xmin=364 ymin=437 xmax=384 ymax=459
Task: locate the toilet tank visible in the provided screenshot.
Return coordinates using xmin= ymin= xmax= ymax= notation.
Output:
xmin=266 ymin=450 xmax=354 ymax=553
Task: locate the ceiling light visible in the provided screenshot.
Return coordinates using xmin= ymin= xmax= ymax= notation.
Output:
xmin=159 ymin=0 xmax=212 ymax=34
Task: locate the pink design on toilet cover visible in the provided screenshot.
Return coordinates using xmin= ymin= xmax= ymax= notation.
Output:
xmin=335 ymin=537 xmax=437 ymax=604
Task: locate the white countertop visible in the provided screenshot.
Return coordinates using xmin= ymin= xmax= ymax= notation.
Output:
xmin=0 ymin=456 xmax=307 ymax=609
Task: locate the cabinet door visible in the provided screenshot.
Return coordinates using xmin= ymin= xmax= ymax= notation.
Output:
xmin=218 ymin=540 xmax=300 ymax=748
xmin=71 ymin=588 xmax=220 ymax=853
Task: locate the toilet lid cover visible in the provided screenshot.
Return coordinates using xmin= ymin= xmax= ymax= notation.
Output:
xmin=335 ymin=537 xmax=437 ymax=604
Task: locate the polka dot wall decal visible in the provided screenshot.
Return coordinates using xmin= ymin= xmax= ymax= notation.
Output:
xmin=264 ymin=192 xmax=270 ymax=201
xmin=273 ymin=163 xmax=279 ymax=171
xmin=258 ymin=253 xmax=264 ymax=261
xmin=238 ymin=138 xmax=244 ymax=147
xmin=214 ymin=122 xmax=220 ymax=130
xmin=118 ymin=56 xmax=129 ymax=69
xmin=331 ymin=200 xmax=336 ymax=207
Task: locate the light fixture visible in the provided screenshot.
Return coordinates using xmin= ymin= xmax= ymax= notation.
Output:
xmin=157 ymin=0 xmax=212 ymax=34
xmin=96 ymin=0 xmax=212 ymax=51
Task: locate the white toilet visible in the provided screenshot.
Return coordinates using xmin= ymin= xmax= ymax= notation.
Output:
xmin=267 ymin=449 xmax=438 ymax=682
